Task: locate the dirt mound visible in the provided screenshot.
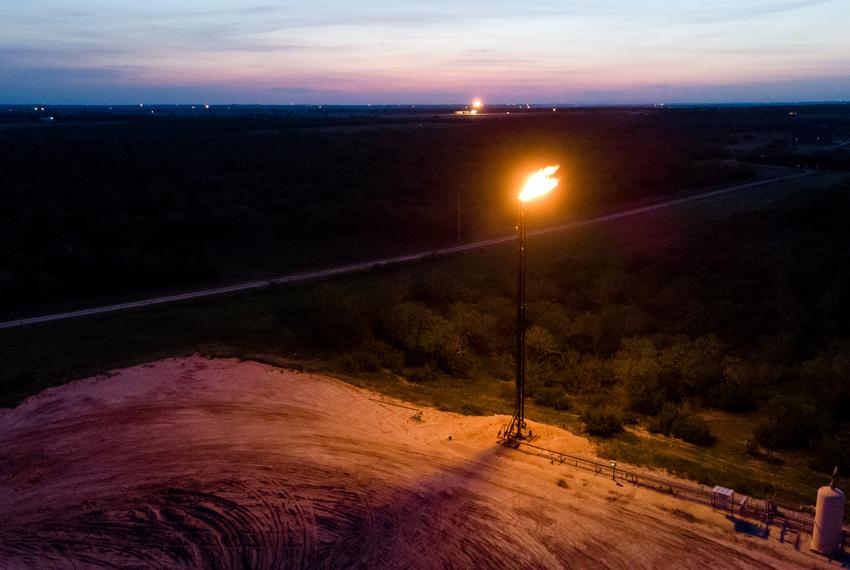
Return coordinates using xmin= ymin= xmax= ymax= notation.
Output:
xmin=0 ymin=357 xmax=825 ymax=568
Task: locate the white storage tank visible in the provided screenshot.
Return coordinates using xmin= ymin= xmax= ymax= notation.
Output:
xmin=811 ymin=467 xmax=845 ymax=557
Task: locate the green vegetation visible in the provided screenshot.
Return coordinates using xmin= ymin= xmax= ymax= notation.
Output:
xmin=533 ymin=386 xmax=571 ymax=411
xmin=649 ymin=404 xmax=715 ymax=447
xmin=581 ymin=409 xmax=624 ymax=438
xmin=3 ymin=172 xmax=847 ymax=510
xmin=1 ymin=108 xmax=849 ymax=511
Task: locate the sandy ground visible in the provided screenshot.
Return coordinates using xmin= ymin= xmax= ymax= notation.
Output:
xmin=0 ymin=356 xmax=840 ymax=569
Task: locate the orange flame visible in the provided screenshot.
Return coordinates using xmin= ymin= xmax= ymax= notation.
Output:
xmin=519 ymin=165 xmax=560 ymax=202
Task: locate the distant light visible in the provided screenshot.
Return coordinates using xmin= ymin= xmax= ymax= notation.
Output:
xmin=472 ymin=98 xmax=483 ymax=110
xmin=552 ymin=108 xmax=557 ymax=112
xmin=139 ymin=103 xmax=143 ymax=107
xmin=204 ymin=104 xmax=210 ymax=109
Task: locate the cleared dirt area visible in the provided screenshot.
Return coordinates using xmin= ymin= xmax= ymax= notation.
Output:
xmin=0 ymin=357 xmax=836 ymax=568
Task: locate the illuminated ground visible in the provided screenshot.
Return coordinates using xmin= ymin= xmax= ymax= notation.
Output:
xmin=0 ymin=357 xmax=832 ymax=568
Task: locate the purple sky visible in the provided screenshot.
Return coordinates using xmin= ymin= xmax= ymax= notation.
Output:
xmin=2 ymin=0 xmax=849 ymax=104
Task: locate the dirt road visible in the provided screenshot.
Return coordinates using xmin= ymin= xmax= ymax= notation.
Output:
xmin=0 ymin=357 xmax=831 ymax=568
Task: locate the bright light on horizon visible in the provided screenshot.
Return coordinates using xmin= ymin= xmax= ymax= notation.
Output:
xmin=519 ymin=165 xmax=560 ymax=203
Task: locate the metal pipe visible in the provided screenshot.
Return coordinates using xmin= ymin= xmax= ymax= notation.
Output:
xmin=515 ymin=204 xmax=527 ymax=433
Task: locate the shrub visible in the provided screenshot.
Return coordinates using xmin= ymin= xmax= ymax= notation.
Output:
xmin=665 ymin=335 xmax=725 ymax=396
xmin=707 ymin=380 xmax=756 ymax=412
xmin=753 ymin=395 xmax=819 ymax=450
xmin=743 ymin=438 xmax=761 ymax=457
xmin=648 ymin=403 xmax=715 ymax=447
xmin=582 ymin=409 xmax=623 ymax=438
xmin=376 ymin=343 xmax=406 ymax=372
xmin=449 ymin=302 xmax=505 ymax=353
xmin=626 ymin=378 xmax=666 ymax=415
xmin=533 ymin=386 xmax=571 ymax=411
xmin=379 ymin=301 xmax=470 ymax=374
xmin=414 ymin=269 xmax=461 ymax=303
xmin=809 ymin=430 xmax=850 ymax=474
xmin=336 ymin=351 xmax=381 ymax=374
xmin=407 ymin=366 xmax=437 ymax=383
xmin=670 ymin=416 xmax=716 ymax=447
xmin=648 ymin=402 xmax=681 ymax=436
xmin=621 ymin=412 xmax=640 ymax=426
xmin=334 ymin=340 xmax=405 ymax=374
xmin=460 ymin=403 xmax=486 ymax=416
xmin=311 ymin=284 xmax=370 ymax=349
xmin=567 ymin=356 xmax=614 ymax=393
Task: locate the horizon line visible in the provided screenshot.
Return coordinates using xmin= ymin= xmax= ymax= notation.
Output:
xmin=4 ymin=100 xmax=850 ymax=108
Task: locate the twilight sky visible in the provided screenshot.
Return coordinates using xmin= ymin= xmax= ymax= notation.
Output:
xmin=2 ymin=0 xmax=849 ymax=104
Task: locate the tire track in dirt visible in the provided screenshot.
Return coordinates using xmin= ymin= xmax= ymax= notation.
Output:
xmin=0 ymin=357 xmax=828 ymax=568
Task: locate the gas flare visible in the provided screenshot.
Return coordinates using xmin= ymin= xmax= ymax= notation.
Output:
xmin=519 ymin=165 xmax=559 ymax=202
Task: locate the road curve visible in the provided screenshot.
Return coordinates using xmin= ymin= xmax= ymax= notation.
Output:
xmin=0 ymin=172 xmax=816 ymax=331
